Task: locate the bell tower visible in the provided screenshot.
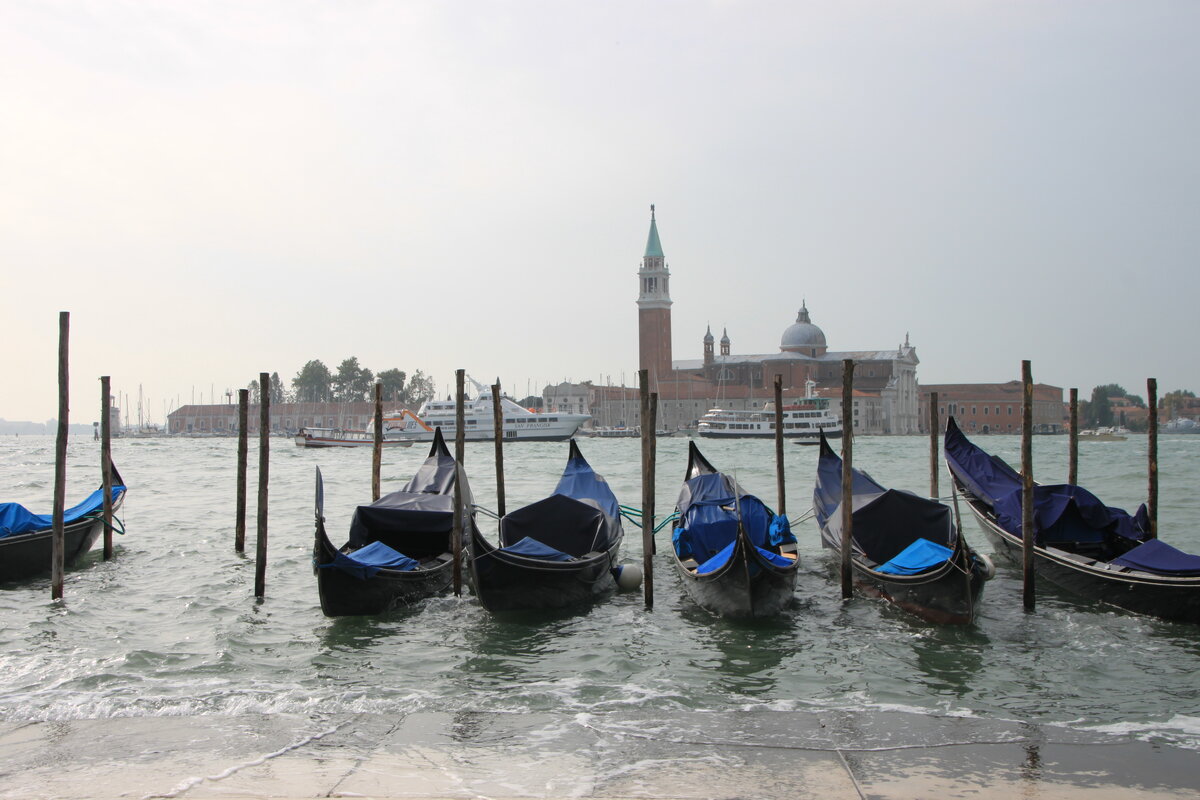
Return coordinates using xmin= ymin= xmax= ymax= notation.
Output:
xmin=637 ymin=205 xmax=673 ymax=389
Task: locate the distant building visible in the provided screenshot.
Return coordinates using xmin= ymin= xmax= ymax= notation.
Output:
xmin=594 ymin=206 xmax=921 ymax=433
xmin=167 ymin=402 xmax=416 ymax=435
xmin=919 ymin=382 xmax=1067 ymax=434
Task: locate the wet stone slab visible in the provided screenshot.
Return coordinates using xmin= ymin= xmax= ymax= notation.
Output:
xmin=0 ymin=710 xmax=1196 ymax=799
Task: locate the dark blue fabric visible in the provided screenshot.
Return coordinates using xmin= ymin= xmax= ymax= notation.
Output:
xmin=769 ymin=515 xmax=796 ymax=546
xmin=501 ymin=536 xmax=575 ymax=561
xmin=813 ymin=441 xmax=885 ymax=528
xmin=554 ymin=449 xmax=620 ymax=520
xmin=677 ymin=491 xmax=773 ymax=564
xmin=695 ymin=541 xmax=792 ymax=574
xmin=945 ymin=418 xmax=1149 ymax=545
xmin=0 ymin=485 xmax=126 ymax=538
xmin=1111 ymin=539 xmax=1200 ymax=576
xmin=324 ymin=541 xmax=418 ymax=580
xmin=876 ymin=538 xmax=953 ymax=575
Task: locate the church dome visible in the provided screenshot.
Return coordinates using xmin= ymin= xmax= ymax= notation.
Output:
xmin=780 ymin=303 xmax=826 ymax=351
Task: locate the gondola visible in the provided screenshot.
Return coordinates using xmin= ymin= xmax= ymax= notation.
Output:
xmin=670 ymin=442 xmax=798 ymax=618
xmin=313 ymin=428 xmax=470 ymax=616
xmin=467 ymin=439 xmax=622 ymax=612
xmin=813 ymin=432 xmax=991 ymax=624
xmin=944 ymin=416 xmax=1200 ymax=624
xmin=0 ymin=467 xmax=127 ymax=582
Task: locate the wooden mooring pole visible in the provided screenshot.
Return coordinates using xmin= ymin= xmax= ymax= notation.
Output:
xmin=1021 ymin=360 xmax=1035 ymax=612
xmin=372 ymin=381 xmax=383 ymax=502
xmin=52 ymin=311 xmax=69 ymax=601
xmin=1068 ymin=388 xmax=1078 ymax=487
xmin=452 ymin=369 xmax=465 ymax=596
xmin=840 ymin=359 xmax=854 ymax=601
xmin=101 ymin=376 xmax=114 ymax=560
xmin=235 ymin=389 xmax=248 ymax=553
xmin=1147 ymin=378 xmax=1158 ymax=539
xmin=639 ymin=370 xmax=655 ymax=609
xmin=254 ymin=372 xmax=270 ymax=599
xmin=492 ymin=381 xmax=506 ymax=517
xmin=774 ymin=375 xmax=785 ymax=516
xmin=929 ymin=391 xmax=939 ymax=498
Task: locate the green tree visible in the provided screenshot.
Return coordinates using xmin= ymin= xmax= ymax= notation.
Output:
xmin=1088 ymin=384 xmax=1127 ymax=427
xmin=292 ymin=360 xmax=333 ymax=403
xmin=377 ymin=368 xmax=407 ymax=403
xmin=333 ymin=357 xmax=375 ymax=402
xmin=248 ymin=379 xmax=261 ymax=404
xmin=269 ymin=372 xmax=286 ymax=404
xmin=405 ymin=370 xmax=435 ymax=404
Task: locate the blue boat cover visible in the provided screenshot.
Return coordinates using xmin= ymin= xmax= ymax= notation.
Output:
xmin=0 ymin=485 xmax=126 ymax=538
xmin=944 ymin=418 xmax=1150 ymax=546
xmin=1111 ymin=539 xmax=1200 ymax=576
xmin=324 ymin=541 xmax=418 ymax=580
xmin=501 ymin=536 xmax=575 ymax=562
xmin=876 ymin=538 xmax=953 ymax=575
xmin=553 ymin=446 xmax=620 ymax=520
xmin=696 ymin=540 xmax=794 ymax=575
xmin=675 ymin=481 xmax=774 ymax=563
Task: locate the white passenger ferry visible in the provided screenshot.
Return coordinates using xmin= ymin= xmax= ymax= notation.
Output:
xmin=696 ymin=383 xmax=842 ymax=441
xmin=384 ymin=381 xmax=590 ymax=443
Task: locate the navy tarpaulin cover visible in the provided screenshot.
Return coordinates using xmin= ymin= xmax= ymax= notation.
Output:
xmin=0 ymin=485 xmax=126 ymax=538
xmin=696 ymin=540 xmax=794 ymax=574
xmin=876 ymin=538 xmax=953 ymax=575
xmin=945 ymin=418 xmax=1150 ymax=545
xmin=325 ymin=541 xmax=418 ymax=580
xmin=1111 ymin=539 xmax=1200 ymax=576
xmin=500 ymin=536 xmax=575 ymax=562
xmin=553 ymin=445 xmax=620 ymax=520
xmin=676 ymin=480 xmax=773 ymax=563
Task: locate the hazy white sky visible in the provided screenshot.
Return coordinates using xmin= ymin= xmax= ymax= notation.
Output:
xmin=3 ymin=1 xmax=1197 ymax=423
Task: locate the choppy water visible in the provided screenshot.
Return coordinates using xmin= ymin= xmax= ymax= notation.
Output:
xmin=1 ymin=433 xmax=1198 ymax=752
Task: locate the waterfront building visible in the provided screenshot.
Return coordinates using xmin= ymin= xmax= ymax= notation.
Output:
xmin=918 ymin=383 xmax=1067 ymax=434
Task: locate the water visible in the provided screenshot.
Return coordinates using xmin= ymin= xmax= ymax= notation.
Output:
xmin=1 ymin=433 xmax=1198 ymax=753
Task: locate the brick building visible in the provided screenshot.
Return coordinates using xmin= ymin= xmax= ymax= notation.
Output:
xmin=919 ymin=382 xmax=1066 ymax=434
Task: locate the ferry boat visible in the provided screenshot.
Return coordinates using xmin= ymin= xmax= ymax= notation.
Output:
xmin=696 ymin=382 xmax=841 ymax=441
xmin=384 ymin=380 xmax=590 ymax=443
xmin=294 ymin=426 xmax=415 ymax=448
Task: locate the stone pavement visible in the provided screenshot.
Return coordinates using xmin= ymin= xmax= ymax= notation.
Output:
xmin=0 ymin=709 xmax=1196 ymax=799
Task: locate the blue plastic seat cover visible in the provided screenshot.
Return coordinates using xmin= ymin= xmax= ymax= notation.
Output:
xmin=875 ymin=538 xmax=952 ymax=575
xmin=500 ymin=536 xmax=575 ymax=562
xmin=695 ymin=540 xmax=793 ymax=575
xmin=1111 ymin=538 xmax=1200 ymax=576
xmin=324 ymin=540 xmax=418 ymax=580
xmin=0 ymin=485 xmax=127 ymax=538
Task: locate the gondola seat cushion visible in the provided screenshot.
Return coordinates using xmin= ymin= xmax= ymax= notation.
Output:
xmin=500 ymin=536 xmax=575 ymax=562
xmin=696 ymin=540 xmax=794 ymax=575
xmin=875 ymin=538 xmax=953 ymax=575
xmin=325 ymin=541 xmax=419 ymax=580
xmin=1111 ymin=539 xmax=1200 ymax=576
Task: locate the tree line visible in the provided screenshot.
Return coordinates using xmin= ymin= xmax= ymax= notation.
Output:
xmin=1081 ymin=384 xmax=1195 ymax=430
xmin=247 ymin=359 xmax=436 ymax=406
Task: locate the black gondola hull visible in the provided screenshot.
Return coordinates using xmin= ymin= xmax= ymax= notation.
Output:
xmin=956 ymin=483 xmax=1200 ymax=624
xmin=674 ymin=535 xmax=797 ymax=619
xmin=467 ymin=523 xmax=621 ymax=612
xmin=0 ymin=491 xmax=125 ymax=583
xmin=313 ymin=522 xmax=454 ymax=616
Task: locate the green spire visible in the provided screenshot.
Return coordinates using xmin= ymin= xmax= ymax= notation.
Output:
xmin=644 ymin=204 xmax=664 ymax=258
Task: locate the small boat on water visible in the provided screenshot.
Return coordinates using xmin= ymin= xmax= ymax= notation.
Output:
xmin=295 ymin=426 xmax=416 ymax=448
xmin=945 ymin=416 xmax=1200 ymax=624
xmin=467 ymin=440 xmax=623 ymax=612
xmin=813 ymin=432 xmax=991 ymax=624
xmin=0 ymin=468 xmax=127 ymax=582
xmin=1078 ymin=427 xmax=1128 ymax=442
xmin=671 ymin=442 xmax=798 ymax=618
xmin=312 ymin=428 xmax=469 ymax=616
xmin=1163 ymin=418 xmax=1200 ymax=434
xmin=387 ymin=379 xmax=590 ymax=443
xmin=696 ymin=381 xmax=841 ymax=441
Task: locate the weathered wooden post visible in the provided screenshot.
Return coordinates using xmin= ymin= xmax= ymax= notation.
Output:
xmin=840 ymin=359 xmax=854 ymax=600
xmin=929 ymin=390 xmax=939 ymax=498
xmin=52 ymin=311 xmax=69 ymax=600
xmin=235 ymin=389 xmax=248 ymax=553
xmin=774 ymin=375 xmax=785 ymax=516
xmin=255 ymin=372 xmax=270 ymax=599
xmin=101 ymin=376 xmax=114 ymax=560
xmin=1147 ymin=378 xmax=1158 ymax=539
xmin=452 ymin=369 xmax=465 ymax=595
xmin=1021 ymin=360 xmax=1035 ymax=612
xmin=492 ymin=381 xmax=506 ymax=517
xmin=1068 ymin=388 xmax=1078 ymax=487
xmin=640 ymin=369 xmax=655 ymax=608
xmin=372 ymin=381 xmax=383 ymax=502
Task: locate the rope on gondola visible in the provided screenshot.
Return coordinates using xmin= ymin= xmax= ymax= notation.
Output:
xmin=84 ymin=513 xmax=127 ymax=535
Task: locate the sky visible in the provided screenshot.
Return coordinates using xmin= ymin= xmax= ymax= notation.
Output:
xmin=3 ymin=1 xmax=1198 ymax=423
